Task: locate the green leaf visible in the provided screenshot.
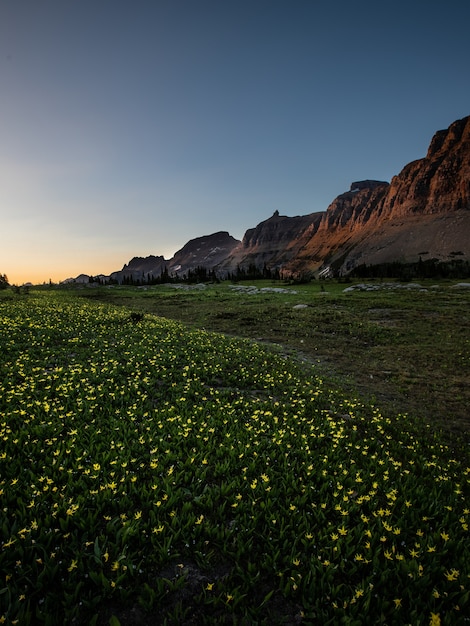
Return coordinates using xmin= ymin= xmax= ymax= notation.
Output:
xmin=94 ymin=537 xmax=101 ymax=560
xmin=259 ymin=589 xmax=275 ymax=608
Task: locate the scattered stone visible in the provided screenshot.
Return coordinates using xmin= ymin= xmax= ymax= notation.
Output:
xmin=293 ymin=304 xmax=309 ymax=309
xmin=343 ymin=282 xmax=426 ymax=292
xmin=229 ymin=285 xmax=297 ymax=295
xmin=168 ymin=283 xmax=207 ymax=290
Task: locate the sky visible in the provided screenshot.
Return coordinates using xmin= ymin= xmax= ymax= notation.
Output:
xmin=1 ymin=0 xmax=469 ymax=284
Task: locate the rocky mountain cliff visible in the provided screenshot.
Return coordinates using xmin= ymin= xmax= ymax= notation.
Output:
xmin=322 ymin=114 xmax=470 ymax=274
xmin=69 ymin=115 xmax=470 ymax=283
xmin=216 ymin=211 xmax=324 ymax=275
xmin=227 ymin=115 xmax=470 ymax=277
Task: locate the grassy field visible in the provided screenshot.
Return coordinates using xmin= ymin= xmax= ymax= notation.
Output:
xmin=76 ymin=279 xmax=470 ymax=437
xmin=0 ymin=284 xmax=469 ymax=625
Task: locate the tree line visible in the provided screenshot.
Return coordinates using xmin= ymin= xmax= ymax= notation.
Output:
xmin=90 ymin=263 xmax=281 ymax=286
xmin=350 ymin=258 xmax=470 ymax=280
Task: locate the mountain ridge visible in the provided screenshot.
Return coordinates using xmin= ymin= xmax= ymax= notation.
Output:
xmin=66 ymin=115 xmax=470 ymax=283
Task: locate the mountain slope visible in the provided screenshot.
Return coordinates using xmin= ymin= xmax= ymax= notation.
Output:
xmin=168 ymin=231 xmax=240 ymax=276
xmin=216 ymin=211 xmax=323 ymax=275
xmin=232 ymin=115 xmax=470 ymax=276
xmin=69 ymin=115 xmax=470 ymax=284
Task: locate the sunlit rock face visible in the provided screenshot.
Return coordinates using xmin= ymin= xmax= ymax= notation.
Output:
xmin=216 ymin=211 xmax=324 ymax=276
xmin=262 ymin=116 xmax=470 ymax=275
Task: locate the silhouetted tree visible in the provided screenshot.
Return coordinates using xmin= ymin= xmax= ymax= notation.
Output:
xmin=0 ymin=274 xmax=9 ymax=290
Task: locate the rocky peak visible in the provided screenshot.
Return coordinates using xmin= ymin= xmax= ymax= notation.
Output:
xmin=240 ymin=212 xmax=320 ymax=249
xmin=217 ymin=212 xmax=323 ymax=275
xmin=168 ymin=231 xmax=240 ymax=275
xmin=382 ymin=115 xmax=470 ymax=217
xmin=317 ymin=180 xmax=389 ymax=232
xmin=123 ymin=255 xmax=166 ymax=271
xmin=350 ymin=180 xmax=389 ymax=192
xmin=426 ymin=116 xmax=470 ymax=159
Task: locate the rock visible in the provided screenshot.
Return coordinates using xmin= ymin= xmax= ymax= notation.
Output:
xmin=217 ymin=212 xmax=322 ymax=277
xmin=228 ymin=285 xmax=297 ymax=295
xmin=350 ymin=180 xmax=389 ymax=192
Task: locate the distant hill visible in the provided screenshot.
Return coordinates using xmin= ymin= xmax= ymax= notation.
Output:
xmin=67 ymin=115 xmax=470 ymax=284
xmin=168 ymin=232 xmax=240 ymax=277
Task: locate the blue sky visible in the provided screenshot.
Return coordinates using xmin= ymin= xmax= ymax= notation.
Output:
xmin=1 ymin=0 xmax=469 ymax=283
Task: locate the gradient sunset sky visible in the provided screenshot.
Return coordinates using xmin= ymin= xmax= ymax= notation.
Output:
xmin=1 ymin=0 xmax=469 ymax=284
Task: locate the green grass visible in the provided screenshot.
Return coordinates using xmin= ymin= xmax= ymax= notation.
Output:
xmin=74 ymin=279 xmax=470 ymax=437
xmin=0 ymin=286 xmax=469 ymax=625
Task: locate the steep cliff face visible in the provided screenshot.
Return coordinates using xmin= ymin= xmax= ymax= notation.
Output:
xmin=380 ymin=115 xmax=470 ymax=217
xmin=217 ymin=211 xmax=323 ymax=274
xmin=279 ymin=182 xmax=390 ymax=274
xmin=282 ymin=116 xmax=470 ymax=274
xmin=316 ymin=181 xmax=390 ymax=233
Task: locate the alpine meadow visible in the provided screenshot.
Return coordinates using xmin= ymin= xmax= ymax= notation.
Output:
xmin=0 ymin=280 xmax=469 ymax=625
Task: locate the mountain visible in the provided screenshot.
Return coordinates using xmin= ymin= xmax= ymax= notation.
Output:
xmin=216 ymin=210 xmax=324 ymax=276
xmin=168 ymin=231 xmax=240 ymax=276
xmin=216 ymin=182 xmax=393 ymax=277
xmin=98 ymin=232 xmax=240 ymax=284
xmin=221 ymin=115 xmax=470 ymax=277
xmin=318 ymin=115 xmax=470 ymax=274
xmin=108 ymin=255 xmax=167 ymax=283
xmin=68 ymin=115 xmax=470 ymax=284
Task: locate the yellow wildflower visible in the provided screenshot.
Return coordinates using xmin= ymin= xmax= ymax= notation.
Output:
xmin=444 ymin=569 xmax=459 ymax=581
